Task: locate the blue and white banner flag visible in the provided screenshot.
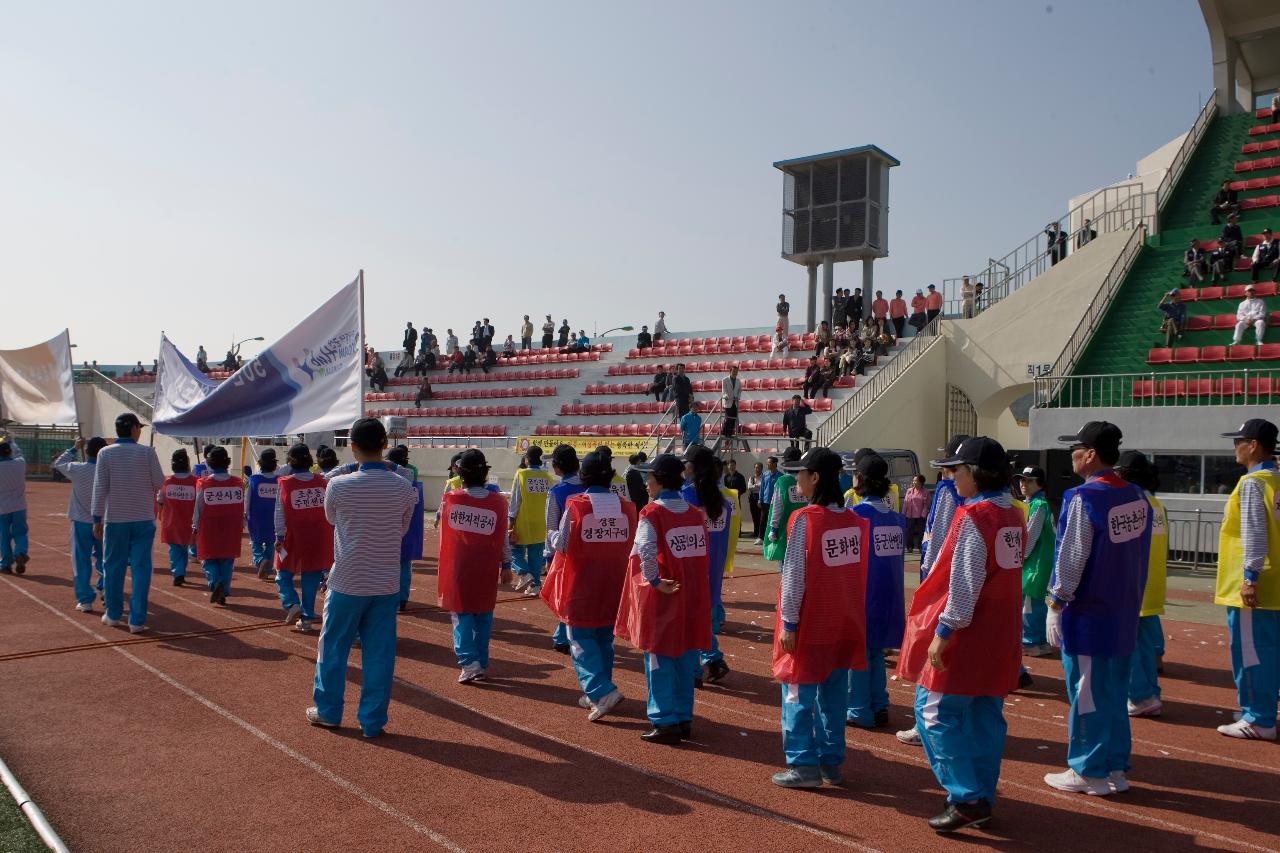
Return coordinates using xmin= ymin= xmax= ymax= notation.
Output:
xmin=153 ymin=277 xmax=363 ymax=437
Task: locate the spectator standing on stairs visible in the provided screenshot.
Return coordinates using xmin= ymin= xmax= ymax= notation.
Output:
xmin=721 ymin=364 xmax=747 ymax=451
xmin=961 ymin=277 xmax=975 ymax=320
xmin=1231 ymin=285 xmax=1267 ymax=347
xmin=636 ymin=326 xmax=652 ymax=349
xmin=925 ymin=284 xmax=943 ymax=327
xmin=776 ymin=294 xmax=791 ymax=335
xmin=871 ymin=291 xmax=889 ymax=335
xmin=890 ymin=290 xmax=908 ymax=338
xmin=909 ymin=289 xmax=928 ymax=334
xmin=783 ymin=396 xmax=813 ymax=451
xmin=670 ymin=363 xmax=693 ymax=418
xmin=649 ymin=365 xmax=671 ymax=404
xmin=520 ymin=315 xmax=533 ymax=350
xmin=1077 ymin=218 xmax=1097 ymax=249
xmin=541 ymin=316 xmax=555 ymax=349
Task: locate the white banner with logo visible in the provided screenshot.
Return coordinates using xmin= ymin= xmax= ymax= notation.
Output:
xmin=0 ymin=330 xmax=77 ymax=424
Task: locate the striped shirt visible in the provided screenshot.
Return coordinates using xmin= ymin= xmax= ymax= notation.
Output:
xmin=920 ymin=482 xmax=959 ymax=577
xmin=192 ymin=471 xmax=238 ymax=529
xmin=91 ymin=439 xmax=165 ymax=523
xmin=780 ymin=501 xmax=850 ymax=628
xmin=1240 ymin=463 xmax=1272 ymax=582
xmin=1049 ymin=494 xmax=1092 ymax=603
xmin=937 ymin=492 xmax=1013 ymax=636
xmin=634 ymin=492 xmax=689 ymax=585
xmin=0 ymin=443 xmax=27 ymax=516
xmin=53 ymin=448 xmax=96 ymax=523
xmin=272 ymin=471 xmax=316 ymax=538
xmin=1025 ymin=500 xmax=1047 ymax=554
xmin=324 ymin=462 xmax=417 ymax=596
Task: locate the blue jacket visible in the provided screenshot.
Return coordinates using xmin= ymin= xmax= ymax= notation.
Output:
xmin=401 ymin=480 xmax=425 ymax=562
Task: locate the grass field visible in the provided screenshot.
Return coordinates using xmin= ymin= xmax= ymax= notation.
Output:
xmin=0 ymin=780 xmax=45 ymax=853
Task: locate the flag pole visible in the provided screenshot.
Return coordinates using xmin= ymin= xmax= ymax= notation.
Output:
xmin=358 ymin=269 xmax=366 ymax=419
xmin=64 ymin=329 xmax=83 ymax=441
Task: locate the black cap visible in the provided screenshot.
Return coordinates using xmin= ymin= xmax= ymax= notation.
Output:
xmin=1116 ymin=450 xmax=1154 ymax=473
xmin=938 ymin=434 xmax=970 ymax=455
xmin=1222 ymin=418 xmax=1279 ymax=444
xmin=782 ymin=446 xmax=803 ymax=464
xmin=682 ymin=444 xmax=714 ymax=464
xmin=1013 ymin=465 xmax=1046 ymax=483
xmin=782 ymin=447 xmax=844 ymax=475
xmin=635 ymin=453 xmax=685 ymax=481
xmin=457 ymin=448 xmax=489 ymax=473
xmin=115 ymin=412 xmax=145 ymax=430
xmin=551 ymin=444 xmax=579 ymax=469
xmin=579 ymin=450 xmax=615 ymax=480
xmin=258 ymin=448 xmax=277 ymax=463
xmin=855 ymin=452 xmax=888 ymax=480
xmin=1057 ymin=421 xmax=1122 ymax=455
xmin=931 ymin=436 xmax=1009 ymax=470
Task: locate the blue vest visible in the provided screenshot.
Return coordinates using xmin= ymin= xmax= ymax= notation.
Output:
xmin=851 ymin=500 xmax=907 ymax=649
xmin=682 ymin=485 xmax=734 ymax=608
xmin=549 ymin=479 xmax=587 ymax=519
xmin=401 ymin=480 xmax=425 ymax=562
xmin=1053 ymin=472 xmax=1151 ymax=657
xmin=246 ymin=472 xmax=279 ymax=542
xmin=921 ymin=478 xmax=959 ymax=565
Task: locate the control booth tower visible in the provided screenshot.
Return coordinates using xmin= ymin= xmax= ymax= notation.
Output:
xmin=774 ymin=145 xmax=899 ymax=332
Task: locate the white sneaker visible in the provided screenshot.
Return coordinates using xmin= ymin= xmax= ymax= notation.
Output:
xmin=1127 ymin=696 xmax=1162 ymax=717
xmin=458 ymin=663 xmax=484 ymax=684
xmin=524 ymin=584 xmax=541 ymax=598
xmin=578 ymin=694 xmax=593 ymax=710
xmin=101 ymin=614 xmax=122 ymax=628
xmin=1217 ymin=719 xmax=1277 ymax=740
xmin=512 ymin=574 xmax=533 ymax=593
xmin=1107 ymin=771 xmax=1130 ymax=793
xmin=1044 ymin=768 xmax=1113 ymax=795
xmin=295 ymin=620 xmax=312 ymax=632
xmin=752 ymin=538 xmax=762 ymax=546
xmin=75 ymin=602 xmax=93 ymax=613
xmin=895 ymin=728 xmax=921 ymax=745
xmin=129 ymin=623 xmax=149 ymax=635
xmin=588 ymin=689 xmax=624 ymax=722
xmin=284 ymin=604 xmax=302 ymax=625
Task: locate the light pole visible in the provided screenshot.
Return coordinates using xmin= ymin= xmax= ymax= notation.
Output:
xmin=597 ymin=325 xmax=634 ymax=339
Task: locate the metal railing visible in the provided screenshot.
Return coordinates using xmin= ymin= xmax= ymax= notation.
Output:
xmin=815 ymin=316 xmax=943 ymax=446
xmin=1155 ymin=89 xmax=1219 ymax=219
xmin=1167 ymin=507 xmax=1222 ymax=573
xmin=1033 ymin=366 xmax=1280 ymax=409
xmin=76 ymin=369 xmax=155 ymax=419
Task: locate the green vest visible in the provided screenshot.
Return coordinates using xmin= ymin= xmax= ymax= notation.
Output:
xmin=1021 ymin=491 xmax=1055 ymax=599
xmin=762 ymin=474 xmax=806 ymax=562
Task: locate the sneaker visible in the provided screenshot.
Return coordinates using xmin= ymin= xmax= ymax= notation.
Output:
xmin=553 ymin=642 xmax=570 ymax=655
xmin=588 ymin=689 xmax=624 ymax=722
xmin=928 ymin=799 xmax=992 ymax=833
xmin=101 ymin=614 xmax=123 ymax=628
xmin=873 ymin=708 xmax=890 ymax=728
xmin=172 ymin=575 xmax=185 ymax=587
xmin=524 ymin=584 xmax=541 ymax=598
xmin=284 ymin=604 xmax=302 ymax=625
xmin=13 ymin=554 xmax=28 ymax=574
xmin=305 ymin=707 xmax=338 ymax=728
xmin=704 ymin=659 xmax=730 ymax=684
xmin=819 ymin=764 xmax=843 ymax=786
xmin=771 ymin=766 xmax=823 ymax=788
xmin=578 ymin=695 xmax=593 ymax=710
xmin=1107 ymin=771 xmax=1130 ymax=793
xmin=752 ymin=538 xmax=762 ymax=546
xmin=75 ymin=602 xmax=93 ymax=613
xmin=1127 ymin=696 xmax=1162 ymax=718
xmin=1043 ymin=768 xmax=1113 ymax=795
xmin=256 ymin=561 xmax=270 ymax=580
xmin=1217 ymin=719 xmax=1278 ymax=741
xmin=458 ymin=663 xmax=484 ymax=684
xmin=896 ymin=728 xmax=922 ymax=745
xmin=295 ymin=620 xmax=312 ymax=632
xmin=129 ymin=623 xmax=149 ymax=635
xmin=512 ymin=574 xmax=534 ymax=593
xmin=1022 ymin=643 xmax=1053 ymax=657
xmin=362 ymin=728 xmax=385 ymax=739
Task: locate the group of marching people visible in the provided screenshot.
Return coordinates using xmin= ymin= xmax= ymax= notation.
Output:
xmin=2 ymin=411 xmax=1278 ymax=834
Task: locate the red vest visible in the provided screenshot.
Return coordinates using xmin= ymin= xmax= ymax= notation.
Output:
xmin=541 ymin=492 xmax=638 ymax=628
xmin=158 ymin=474 xmax=196 ymax=546
xmin=437 ymin=488 xmax=509 ymax=612
xmin=195 ymin=475 xmax=245 ymax=561
xmin=771 ymin=506 xmax=869 ymax=684
xmin=614 ymin=503 xmax=712 ymax=657
xmin=274 ymin=475 xmax=333 ymax=573
xmin=897 ymin=500 xmax=1025 ymax=696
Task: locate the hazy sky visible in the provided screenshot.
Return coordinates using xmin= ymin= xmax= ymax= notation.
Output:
xmin=2 ymin=1 xmax=1211 ymax=363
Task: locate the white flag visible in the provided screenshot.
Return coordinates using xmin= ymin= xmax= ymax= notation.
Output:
xmin=0 ymin=330 xmax=77 ymax=424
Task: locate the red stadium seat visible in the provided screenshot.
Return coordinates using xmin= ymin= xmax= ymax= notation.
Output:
xmin=1197 ymin=286 xmax=1223 ymax=301
xmin=1227 ymin=345 xmax=1256 ymax=361
xmin=1131 ymin=380 xmax=1154 ymax=399
xmin=1226 ymin=284 xmax=1250 ymax=299
xmin=1247 ymin=377 xmax=1275 ymax=396
xmin=1254 ymin=282 xmax=1278 ymax=298
xmin=1155 ymin=379 xmax=1186 ymax=398
xmin=1259 ymin=343 xmax=1280 ymax=360
xmin=1186 ymin=315 xmax=1212 ymax=331
xmin=1172 ymin=347 xmax=1199 ymax=364
xmin=1146 ymin=348 xmax=1172 ymax=365
xmin=1200 ymin=346 xmax=1226 ymax=363
xmin=1177 ymin=288 xmax=1199 ymax=302
xmin=1213 ymin=377 xmax=1243 ymax=396
xmin=1214 ymin=314 xmax=1238 ymax=330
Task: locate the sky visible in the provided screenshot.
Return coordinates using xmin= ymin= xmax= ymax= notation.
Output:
xmin=1 ymin=0 xmax=1213 ymax=363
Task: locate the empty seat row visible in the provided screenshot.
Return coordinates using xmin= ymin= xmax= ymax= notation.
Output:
xmin=1229 ymin=173 xmax=1280 ymax=190
xmin=533 ymin=422 xmax=792 ymax=437
xmin=609 ymin=357 xmax=861 ymax=376
xmin=1148 ymin=344 xmax=1280 ymax=365
xmin=406 ymin=424 xmax=506 ymax=437
xmin=1248 ymin=122 xmax=1280 ymax=138
xmin=1242 ymin=140 xmax=1280 ymax=156
xmin=481 ymin=350 xmax=600 ymax=365
xmin=583 ymin=375 xmax=854 ymax=395
xmin=1234 ymin=155 xmax=1280 ymax=174
xmin=387 ymin=368 xmax=577 ymax=385
xmin=369 ymin=404 xmax=531 ymax=418
xmin=1174 ymin=282 xmax=1278 ymax=302
xmin=1132 ymin=377 xmax=1278 ymax=399
xmin=365 ymin=386 xmax=555 ymax=402
xmin=1258 ymin=107 xmax=1276 ymax=120
xmin=558 ymin=398 xmax=835 ymax=417
xmin=626 ymin=336 xmax=818 ymax=359
xmin=1185 ymin=312 xmax=1280 ymax=332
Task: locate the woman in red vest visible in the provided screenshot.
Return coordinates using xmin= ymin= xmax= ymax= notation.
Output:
xmin=192 ymin=446 xmax=245 ymax=606
xmin=157 ymin=448 xmax=196 ymax=587
xmin=770 ymin=447 xmax=869 ymax=788
xmin=274 ymin=444 xmax=333 ymax=632
xmin=897 ymin=437 xmax=1025 ymax=833
xmin=542 ymin=450 xmax=637 ymax=721
xmin=437 ymin=449 xmax=512 ymax=683
xmin=615 ymin=453 xmax=711 ymax=744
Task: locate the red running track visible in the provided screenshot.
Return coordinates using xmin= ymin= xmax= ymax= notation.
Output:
xmin=1 ymin=483 xmax=1277 ymax=852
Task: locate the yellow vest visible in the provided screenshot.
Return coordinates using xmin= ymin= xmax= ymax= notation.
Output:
xmin=722 ymin=487 xmax=741 ymax=576
xmin=445 ymin=474 xmax=462 ymax=492
xmin=1216 ymin=468 xmax=1280 ymax=609
xmin=1139 ymin=492 xmax=1168 ymax=617
xmin=511 ymin=468 xmax=553 ymax=545
xmin=888 ymin=482 xmax=900 ymax=514
xmin=1011 ymin=496 xmax=1028 ymax=515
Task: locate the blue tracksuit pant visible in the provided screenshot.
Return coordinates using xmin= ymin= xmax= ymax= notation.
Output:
xmin=0 ymin=510 xmax=29 ymax=566
xmin=1062 ymin=652 xmax=1131 ymax=778
xmin=70 ymin=520 xmax=100 ymax=605
xmin=399 ymin=559 xmax=411 ymax=604
xmin=553 ymin=621 xmax=569 ymax=646
xmin=102 ymin=520 xmax=155 ymax=626
xmin=452 ymin=611 xmax=494 ymax=669
xmin=643 ymin=649 xmax=700 ymax=726
xmin=168 ymin=543 xmax=189 ymax=578
xmin=1128 ymin=615 xmax=1162 ymax=704
xmin=277 ymin=569 xmax=323 ymax=621
xmin=313 ymin=590 xmax=398 ymax=736
xmin=700 ymin=603 xmax=726 ymax=667
xmin=915 ymin=685 xmax=1006 ymax=804
xmin=568 ymin=625 xmax=617 ymax=702
xmin=512 ymin=544 xmax=545 ymax=586
xmin=202 ymin=558 xmax=235 ymax=596
xmin=251 ymin=539 xmax=275 ymax=569
xmin=1022 ymin=595 xmax=1048 ymax=646
xmin=846 ymin=648 xmax=888 ymax=726
xmin=782 ymin=668 xmax=849 ymax=767
xmin=1228 ymin=606 xmax=1280 ymax=729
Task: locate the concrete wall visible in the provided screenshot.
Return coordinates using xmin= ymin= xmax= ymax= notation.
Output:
xmin=942 ymin=229 xmax=1134 ymax=450
xmin=1029 ymin=404 xmax=1263 ymax=452
xmin=74 ymin=384 xmax=186 ymax=463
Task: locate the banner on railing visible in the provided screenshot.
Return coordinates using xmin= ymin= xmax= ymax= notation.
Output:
xmin=153 ymin=277 xmax=363 ymax=437
xmin=515 ymin=435 xmax=657 ymax=455
xmin=0 ymin=329 xmax=76 ymax=425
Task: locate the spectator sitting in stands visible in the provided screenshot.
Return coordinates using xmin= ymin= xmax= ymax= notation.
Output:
xmin=636 ymin=325 xmax=652 ymax=349
xmin=567 ymin=330 xmax=590 ymax=353
xmin=861 ymin=316 xmax=881 ymax=347
xmin=782 ymin=395 xmax=813 ymax=450
xmin=414 ymin=377 xmax=433 ymax=408
xmin=831 ymin=323 xmax=849 ymax=351
xmin=369 ymin=361 xmax=388 ymax=392
xmin=813 ymin=357 xmax=836 ymax=399
xmin=131 ymin=361 xmax=145 ymax=376
xmin=557 ymin=319 xmax=571 ymax=349
xmin=1210 ymin=179 xmax=1240 ymax=225
xmin=1212 ymin=214 xmax=1244 ymax=283
xmin=802 ymin=356 xmax=823 ymax=399
xmin=649 ymin=365 xmax=670 ymax=403
xmin=446 ymin=348 xmax=466 ymax=374
xmin=223 ymin=347 xmax=239 ymax=372
xmin=1251 ymin=228 xmax=1280 ymax=283
xmin=480 ymin=346 xmax=497 ymax=373
xmin=502 ymin=335 xmax=516 ymax=358
xmin=814 ymin=321 xmax=832 ymax=358
xmin=770 ymin=325 xmax=790 ymax=358
xmin=1157 ymin=289 xmax=1186 ymax=347
xmin=679 ymin=406 xmax=703 ymax=450
xmin=837 ymin=343 xmax=857 ymax=377
xmin=1231 ymin=284 xmax=1267 ymax=346
xmin=463 ymin=345 xmax=478 ymax=374
xmin=411 ymin=350 xmax=430 ymax=376
xmin=1184 ymin=239 xmax=1209 ymax=284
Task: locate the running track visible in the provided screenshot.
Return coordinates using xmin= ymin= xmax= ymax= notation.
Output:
xmin=1 ymin=484 xmax=1277 ymax=852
